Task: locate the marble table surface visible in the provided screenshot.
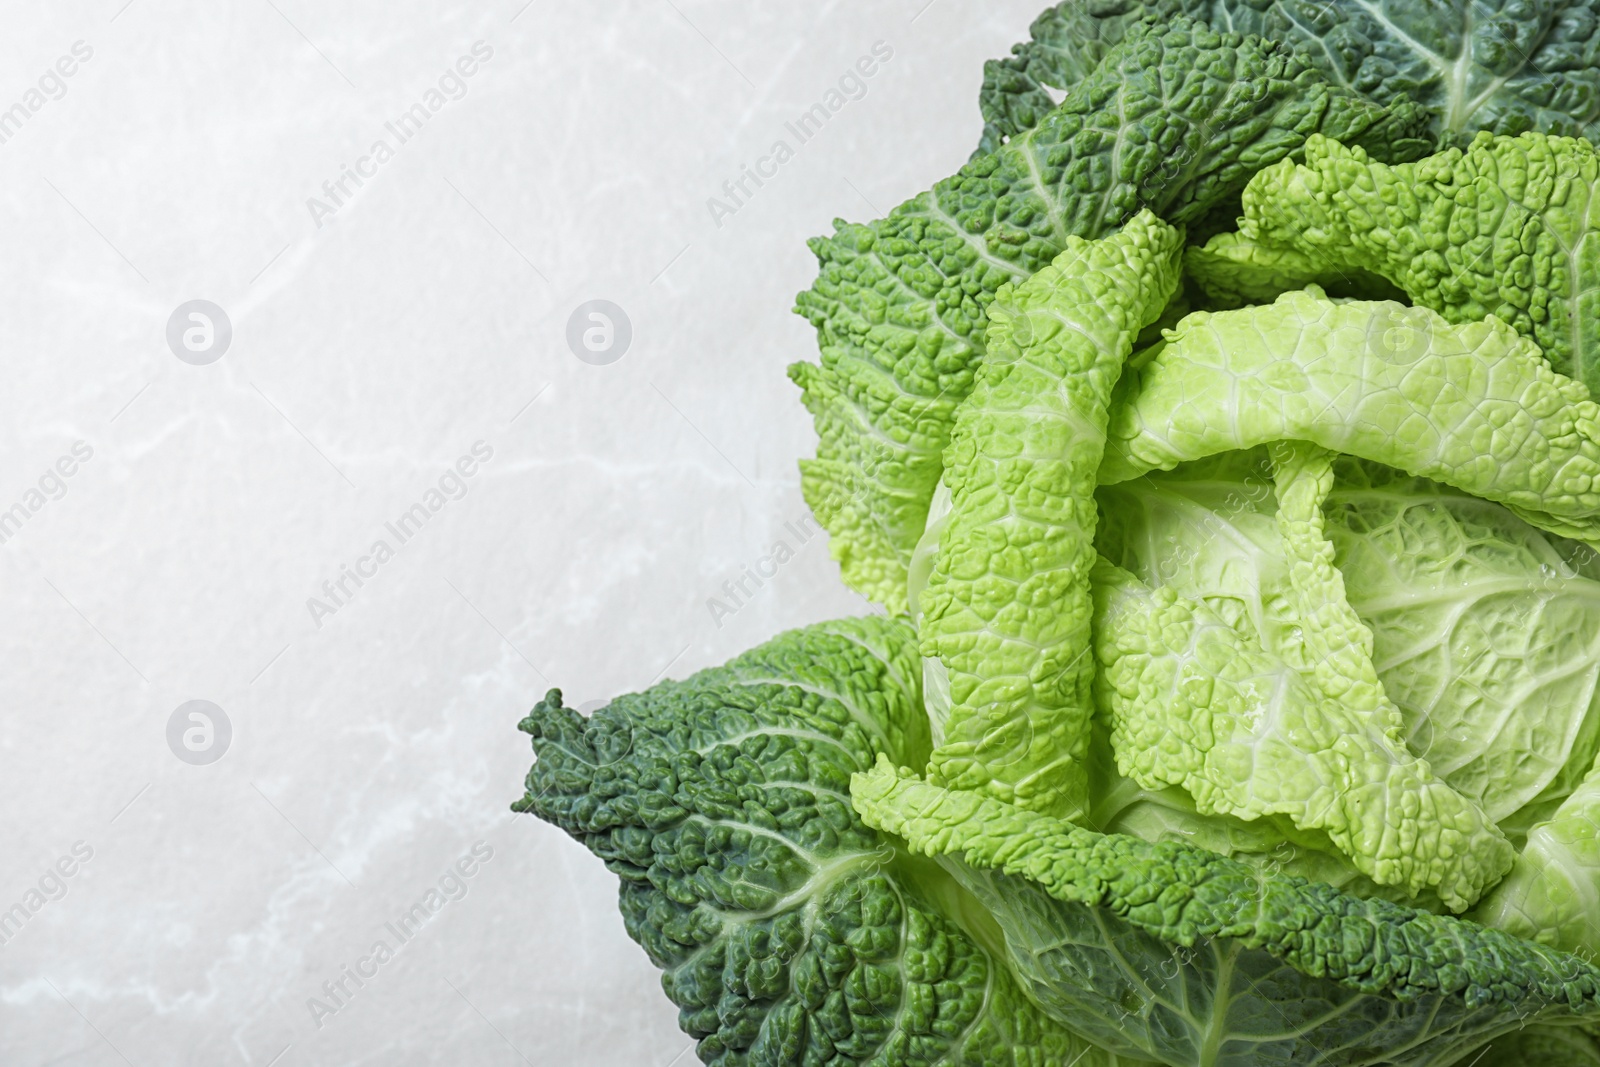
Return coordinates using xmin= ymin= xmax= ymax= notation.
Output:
xmin=0 ymin=1 xmax=1051 ymax=1063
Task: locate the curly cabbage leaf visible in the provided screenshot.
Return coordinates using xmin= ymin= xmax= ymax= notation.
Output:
xmin=1097 ymin=454 xmax=1600 ymax=833
xmin=974 ymin=0 xmax=1162 ymax=156
xmin=1473 ymin=748 xmax=1600 ymax=960
xmin=1091 ymin=535 xmax=1512 ymax=910
xmin=1274 ymin=443 xmax=1514 ymax=906
xmin=1100 ymin=288 xmax=1600 ymax=546
xmin=790 ymin=18 xmax=1427 ymax=612
xmin=1183 ymin=231 xmax=1404 ymax=309
xmin=1325 ymin=465 xmax=1600 ymax=828
xmin=1083 ymin=723 xmax=1432 ymax=907
xmin=916 ymin=211 xmax=1181 ymax=821
xmin=513 ymin=617 xmax=1116 ymax=1066
xmin=1229 ymin=132 xmax=1600 ymax=391
xmin=854 ymin=760 xmax=1600 ymax=1067
xmin=978 ymin=0 xmax=1600 ymax=152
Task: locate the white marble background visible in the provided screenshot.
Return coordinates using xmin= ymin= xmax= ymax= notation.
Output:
xmin=0 ymin=2 xmax=1050 ymax=1063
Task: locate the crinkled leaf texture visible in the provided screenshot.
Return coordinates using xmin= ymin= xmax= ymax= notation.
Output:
xmin=1325 ymin=464 xmax=1600 ymax=832
xmin=1183 ymin=232 xmax=1404 ymax=309
xmin=514 ymin=617 xmax=1123 ymax=1066
xmin=974 ymin=0 xmax=1157 ymax=157
xmin=1082 ymin=720 xmax=1427 ymax=909
xmin=1091 ymin=552 xmax=1512 ymax=912
xmin=1227 ymin=132 xmax=1600 ymax=392
xmin=1096 ymin=451 xmax=1600 ymax=956
xmin=916 ymin=211 xmax=1182 ymax=821
xmin=977 ymin=0 xmax=1600 ymax=153
xmin=853 ymin=760 xmax=1600 ymax=1067
xmin=789 ymin=17 xmax=1424 ymax=612
xmin=1473 ymin=747 xmax=1600 ymax=959
xmin=1095 ymin=454 xmax=1600 ymax=838
xmin=1100 ymin=288 xmax=1600 ymax=546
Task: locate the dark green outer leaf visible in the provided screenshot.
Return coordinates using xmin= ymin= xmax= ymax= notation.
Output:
xmin=978 ymin=0 xmax=1600 ymax=153
xmin=514 ymin=617 xmax=1109 ymax=1066
xmin=975 ymin=0 xmax=1154 ymax=157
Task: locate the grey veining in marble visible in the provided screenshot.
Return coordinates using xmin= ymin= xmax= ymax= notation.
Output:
xmin=0 ymin=2 xmax=1051 ymax=1063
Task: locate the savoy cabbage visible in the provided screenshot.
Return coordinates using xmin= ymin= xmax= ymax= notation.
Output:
xmin=517 ymin=3 xmax=1600 ymax=1064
